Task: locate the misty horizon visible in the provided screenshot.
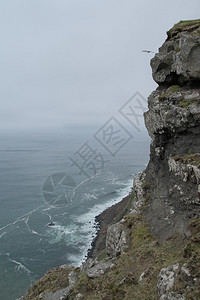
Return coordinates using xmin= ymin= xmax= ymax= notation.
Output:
xmin=0 ymin=1 xmax=199 ymax=132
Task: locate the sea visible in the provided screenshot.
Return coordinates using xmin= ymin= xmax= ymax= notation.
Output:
xmin=0 ymin=127 xmax=150 ymax=300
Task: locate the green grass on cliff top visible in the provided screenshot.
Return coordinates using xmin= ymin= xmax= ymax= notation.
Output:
xmin=167 ymin=19 xmax=200 ymax=39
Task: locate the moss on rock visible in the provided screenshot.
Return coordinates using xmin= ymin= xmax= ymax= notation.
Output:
xmin=68 ymin=216 xmax=200 ymax=300
xmin=158 ymin=85 xmax=181 ymax=101
xmin=167 ymin=19 xmax=200 ymax=40
xmin=173 ymin=153 xmax=200 ymax=166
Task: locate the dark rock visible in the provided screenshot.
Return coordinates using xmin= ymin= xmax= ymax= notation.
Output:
xmin=47 ymin=222 xmax=55 ymax=227
xmin=151 ymin=20 xmax=200 ymax=85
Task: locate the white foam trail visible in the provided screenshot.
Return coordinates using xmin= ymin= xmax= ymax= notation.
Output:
xmin=0 ymin=231 xmax=6 ymax=238
xmin=24 ymin=216 xmax=41 ymax=237
xmin=8 ymin=257 xmax=32 ymax=275
xmin=31 ymin=230 xmax=40 ymax=235
xmin=45 ymin=223 xmax=79 ymax=244
xmin=0 ymin=206 xmax=43 ymax=235
xmin=70 ymin=178 xmax=134 ymax=266
xmin=83 ymin=193 xmax=97 ymax=201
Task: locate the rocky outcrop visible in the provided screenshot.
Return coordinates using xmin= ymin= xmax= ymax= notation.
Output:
xmin=157 ymin=263 xmax=195 ymax=300
xmin=157 ymin=263 xmax=180 ymax=300
xmin=130 ymin=172 xmax=147 ymax=214
xmin=85 ymin=261 xmax=115 ymax=278
xmin=18 ymin=265 xmax=78 ymax=300
xmin=145 ymin=87 xmax=200 ymax=138
xmin=142 ymin=20 xmax=200 ymax=241
xmin=151 ymin=19 xmax=200 ymax=85
xmin=81 ymin=258 xmax=115 ymax=278
xmin=42 ymin=287 xmax=70 ymax=300
xmin=106 ymin=222 xmax=130 ymax=257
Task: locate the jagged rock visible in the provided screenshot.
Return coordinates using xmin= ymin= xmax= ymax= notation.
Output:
xmin=43 ymin=287 xmax=70 ymax=300
xmin=143 ymin=35 xmax=200 ymax=238
xmin=68 ymin=270 xmax=78 ymax=288
xmin=165 ymin=292 xmax=185 ymax=300
xmin=130 ymin=172 xmax=146 ymax=214
xmin=168 ymin=157 xmax=200 ymax=184
xmin=180 ymin=264 xmax=192 ymax=282
xmin=157 ymin=263 xmax=193 ymax=300
xmin=151 ymin=20 xmax=200 ymax=85
xmin=41 ymin=269 xmax=79 ymax=300
xmin=85 ymin=261 xmax=115 ymax=278
xmin=157 ymin=263 xmax=180 ymax=299
xmin=81 ymin=256 xmax=115 ymax=279
xmin=144 ymin=88 xmax=200 ymax=138
xmin=106 ymin=222 xmax=130 ymax=257
xmin=80 ymin=258 xmax=95 ymax=272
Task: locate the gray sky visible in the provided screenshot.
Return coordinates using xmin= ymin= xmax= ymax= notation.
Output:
xmin=0 ymin=0 xmax=199 ymax=132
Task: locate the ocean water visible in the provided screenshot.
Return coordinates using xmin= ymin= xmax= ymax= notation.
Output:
xmin=0 ymin=128 xmax=150 ymax=300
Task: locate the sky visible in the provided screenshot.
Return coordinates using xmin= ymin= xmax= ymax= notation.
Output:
xmin=0 ymin=0 xmax=199 ymax=132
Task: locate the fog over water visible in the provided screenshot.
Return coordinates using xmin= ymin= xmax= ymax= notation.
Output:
xmin=0 ymin=2 xmax=200 ymax=299
xmin=0 ymin=0 xmax=199 ymax=132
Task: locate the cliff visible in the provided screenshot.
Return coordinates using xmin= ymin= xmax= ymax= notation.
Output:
xmin=19 ymin=20 xmax=200 ymax=300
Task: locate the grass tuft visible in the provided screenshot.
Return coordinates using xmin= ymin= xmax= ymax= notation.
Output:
xmin=167 ymin=19 xmax=200 ymax=39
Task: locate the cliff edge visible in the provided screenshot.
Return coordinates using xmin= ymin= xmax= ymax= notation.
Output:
xmin=143 ymin=19 xmax=200 ymax=241
xmin=19 ymin=20 xmax=200 ymax=300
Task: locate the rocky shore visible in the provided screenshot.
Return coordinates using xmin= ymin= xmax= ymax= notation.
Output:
xmin=87 ymin=194 xmax=132 ymax=260
xmin=19 ymin=20 xmax=200 ymax=300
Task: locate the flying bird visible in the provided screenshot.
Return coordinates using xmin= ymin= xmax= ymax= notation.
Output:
xmin=142 ymin=50 xmax=155 ymax=53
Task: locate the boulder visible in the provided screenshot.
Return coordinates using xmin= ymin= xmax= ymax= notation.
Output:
xmin=43 ymin=287 xmax=70 ymax=300
xmin=85 ymin=261 xmax=115 ymax=278
xmin=157 ymin=263 xmax=180 ymax=299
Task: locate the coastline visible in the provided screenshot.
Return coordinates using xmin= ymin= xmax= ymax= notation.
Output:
xmin=87 ymin=192 xmax=132 ymax=259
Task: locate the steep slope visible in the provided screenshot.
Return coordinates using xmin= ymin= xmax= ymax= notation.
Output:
xmin=19 ymin=20 xmax=200 ymax=300
xmin=143 ymin=19 xmax=200 ymax=241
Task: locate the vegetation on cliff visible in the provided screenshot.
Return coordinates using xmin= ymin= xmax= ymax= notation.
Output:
xmin=20 ymin=19 xmax=200 ymax=300
xmin=21 ymin=206 xmax=200 ymax=299
xmin=167 ymin=19 xmax=200 ymax=40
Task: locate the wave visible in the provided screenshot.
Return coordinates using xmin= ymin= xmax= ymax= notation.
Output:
xmin=68 ymin=178 xmax=134 ymax=266
xmin=0 ymin=206 xmax=44 ymax=242
xmin=8 ymin=257 xmax=32 ymax=275
xmin=38 ymin=177 xmax=133 ymax=266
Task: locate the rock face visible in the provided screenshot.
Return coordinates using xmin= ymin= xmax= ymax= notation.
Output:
xmin=106 ymin=222 xmax=130 ymax=257
xmin=151 ymin=19 xmax=200 ymax=85
xmin=142 ymin=20 xmax=200 ymax=240
xmin=20 ymin=20 xmax=200 ymax=300
xmin=157 ymin=263 xmax=195 ymax=300
xmin=85 ymin=261 xmax=115 ymax=278
xmin=81 ymin=258 xmax=115 ymax=278
xmin=42 ymin=287 xmax=70 ymax=300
